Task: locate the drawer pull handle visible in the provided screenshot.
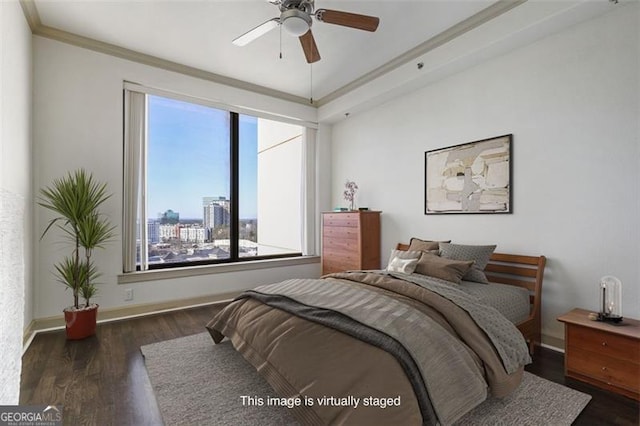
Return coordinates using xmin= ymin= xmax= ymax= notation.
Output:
xmin=601 ymin=342 xmax=607 ymax=346
xmin=601 ymin=367 xmax=607 ymax=371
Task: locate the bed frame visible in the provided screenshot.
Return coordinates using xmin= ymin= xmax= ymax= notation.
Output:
xmin=396 ymin=243 xmax=546 ymax=354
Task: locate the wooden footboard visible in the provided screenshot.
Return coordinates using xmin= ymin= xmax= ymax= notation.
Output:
xmin=396 ymin=243 xmax=546 ymax=354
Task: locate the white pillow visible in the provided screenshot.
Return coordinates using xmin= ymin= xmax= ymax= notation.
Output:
xmin=386 ymin=249 xmax=422 ymax=274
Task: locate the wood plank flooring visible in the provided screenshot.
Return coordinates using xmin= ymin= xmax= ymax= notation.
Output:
xmin=21 ymin=305 xmax=639 ymax=425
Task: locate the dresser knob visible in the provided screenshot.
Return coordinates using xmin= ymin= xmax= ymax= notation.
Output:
xmin=601 ymin=367 xmax=607 ymax=371
xmin=602 ymin=341 xmax=607 ymax=346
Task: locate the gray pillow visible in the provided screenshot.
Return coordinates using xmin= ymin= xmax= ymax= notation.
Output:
xmin=386 ymin=249 xmax=422 ymax=274
xmin=439 ymin=242 xmax=496 ymax=284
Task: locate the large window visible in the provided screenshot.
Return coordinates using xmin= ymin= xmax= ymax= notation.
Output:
xmin=123 ymin=86 xmax=315 ymax=272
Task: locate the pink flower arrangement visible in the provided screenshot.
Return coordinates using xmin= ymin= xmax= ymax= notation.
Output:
xmin=343 ymin=180 xmax=358 ymax=210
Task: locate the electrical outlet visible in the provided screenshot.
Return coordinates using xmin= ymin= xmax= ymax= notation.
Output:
xmin=124 ymin=288 xmax=134 ymax=301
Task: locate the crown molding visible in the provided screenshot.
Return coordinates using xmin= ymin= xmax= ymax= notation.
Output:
xmin=19 ymin=1 xmax=311 ymax=106
xmin=314 ymin=0 xmax=527 ymax=107
xmin=19 ymin=0 xmax=41 ymax=31
xmin=19 ymin=0 xmax=526 ymax=109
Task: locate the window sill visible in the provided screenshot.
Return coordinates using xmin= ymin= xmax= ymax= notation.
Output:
xmin=117 ymin=255 xmax=321 ymax=284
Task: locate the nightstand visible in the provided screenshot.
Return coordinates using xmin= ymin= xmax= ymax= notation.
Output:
xmin=558 ymin=308 xmax=640 ymax=401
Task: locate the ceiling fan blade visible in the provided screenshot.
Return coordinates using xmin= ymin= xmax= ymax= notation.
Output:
xmin=315 ymin=9 xmax=380 ymax=32
xmin=299 ymin=30 xmax=321 ymax=64
xmin=232 ymin=18 xmax=280 ymax=46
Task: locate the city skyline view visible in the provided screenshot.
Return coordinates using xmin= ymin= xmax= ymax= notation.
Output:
xmin=147 ymin=95 xmax=258 ymax=220
xmin=137 ymin=93 xmax=302 ymax=267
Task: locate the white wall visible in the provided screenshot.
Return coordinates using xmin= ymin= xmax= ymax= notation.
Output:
xmin=257 ymin=119 xmax=303 ymax=254
xmin=33 ymin=36 xmax=320 ymax=319
xmin=329 ymin=4 xmax=639 ymax=344
xmin=0 ymin=0 xmax=32 ymax=404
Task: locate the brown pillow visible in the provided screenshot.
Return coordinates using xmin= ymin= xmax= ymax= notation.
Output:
xmin=414 ymin=252 xmax=474 ymax=284
xmin=409 ymin=237 xmax=451 ymax=252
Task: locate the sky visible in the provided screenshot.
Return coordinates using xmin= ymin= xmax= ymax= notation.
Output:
xmin=147 ymin=95 xmax=258 ymax=220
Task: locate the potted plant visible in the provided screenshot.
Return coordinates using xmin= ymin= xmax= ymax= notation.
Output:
xmin=39 ymin=169 xmax=115 ymax=340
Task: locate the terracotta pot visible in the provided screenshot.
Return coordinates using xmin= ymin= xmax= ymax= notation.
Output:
xmin=64 ymin=304 xmax=98 ymax=340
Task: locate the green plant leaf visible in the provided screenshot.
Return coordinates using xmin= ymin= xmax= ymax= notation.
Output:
xmin=77 ymin=213 xmax=116 ymax=251
xmin=39 ymin=169 xmax=114 ymax=308
xmin=39 ymin=169 xmax=113 ymax=240
xmin=80 ymin=282 xmax=98 ymax=306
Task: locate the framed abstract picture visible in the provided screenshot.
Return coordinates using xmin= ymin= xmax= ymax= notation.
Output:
xmin=425 ymin=134 xmax=512 ymax=214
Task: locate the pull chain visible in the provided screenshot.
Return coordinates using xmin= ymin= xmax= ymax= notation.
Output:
xmin=279 ymin=25 xmax=283 ymax=59
xmin=309 ymin=63 xmax=313 ymax=105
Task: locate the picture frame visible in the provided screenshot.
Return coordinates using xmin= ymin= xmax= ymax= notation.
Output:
xmin=425 ymin=134 xmax=512 ymax=214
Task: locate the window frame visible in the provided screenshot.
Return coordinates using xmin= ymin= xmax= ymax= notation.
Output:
xmin=122 ymin=82 xmax=317 ymax=275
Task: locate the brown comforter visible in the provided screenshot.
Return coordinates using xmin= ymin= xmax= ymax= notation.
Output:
xmin=206 ymin=271 xmax=529 ymax=426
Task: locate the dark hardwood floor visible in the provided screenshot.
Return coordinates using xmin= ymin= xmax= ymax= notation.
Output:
xmin=21 ymin=305 xmax=639 ymax=425
xmin=525 ymin=348 xmax=639 ymax=426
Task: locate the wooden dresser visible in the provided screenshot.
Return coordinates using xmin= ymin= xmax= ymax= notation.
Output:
xmin=321 ymin=211 xmax=381 ymax=275
xmin=558 ymin=308 xmax=640 ymax=400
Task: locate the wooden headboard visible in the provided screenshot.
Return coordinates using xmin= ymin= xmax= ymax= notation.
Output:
xmin=396 ymin=243 xmax=546 ymax=354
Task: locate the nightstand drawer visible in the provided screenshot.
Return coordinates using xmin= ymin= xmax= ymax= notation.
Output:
xmin=567 ymin=346 xmax=640 ymax=393
xmin=567 ymin=325 xmax=640 ymax=364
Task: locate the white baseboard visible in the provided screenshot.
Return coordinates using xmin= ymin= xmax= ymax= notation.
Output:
xmin=22 ymin=292 xmax=239 ymax=353
xmin=540 ymin=342 xmax=564 ymax=353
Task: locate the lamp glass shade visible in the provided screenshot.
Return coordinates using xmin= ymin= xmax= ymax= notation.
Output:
xmin=282 ymin=16 xmax=309 ymax=36
xmin=599 ymin=275 xmax=623 ymax=321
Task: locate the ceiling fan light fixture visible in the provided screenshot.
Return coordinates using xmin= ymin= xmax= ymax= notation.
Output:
xmin=281 ymin=9 xmax=312 ymax=36
xmin=233 ymin=1 xmax=380 ymax=64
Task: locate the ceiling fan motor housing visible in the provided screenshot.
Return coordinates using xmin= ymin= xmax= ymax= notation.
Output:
xmin=279 ymin=0 xmax=315 ymax=14
xmin=281 ymin=9 xmax=313 ymax=36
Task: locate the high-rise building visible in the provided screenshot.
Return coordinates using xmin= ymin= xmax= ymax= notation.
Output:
xmin=203 ymin=197 xmax=230 ymax=241
xmin=147 ymin=219 xmax=160 ymax=244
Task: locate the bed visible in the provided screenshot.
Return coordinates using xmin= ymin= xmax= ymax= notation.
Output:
xmin=396 ymin=243 xmax=546 ymax=354
xmin=206 ymin=242 xmax=546 ymax=426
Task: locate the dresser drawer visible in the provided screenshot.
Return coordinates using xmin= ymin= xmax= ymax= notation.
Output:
xmin=323 ymin=213 xmax=360 ymax=228
xmin=322 ymin=237 xmax=358 ymax=253
xmin=567 ymin=325 xmax=640 ymax=364
xmin=323 ymin=226 xmax=359 ymax=240
xmin=567 ymin=346 xmax=640 ymax=393
xmin=322 ymin=257 xmax=360 ymax=274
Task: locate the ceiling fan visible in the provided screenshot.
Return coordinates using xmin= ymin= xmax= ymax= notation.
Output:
xmin=232 ymin=0 xmax=380 ymax=64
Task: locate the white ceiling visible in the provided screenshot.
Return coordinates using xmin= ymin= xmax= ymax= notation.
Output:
xmin=26 ymin=0 xmax=623 ymax=113
xmin=31 ymin=0 xmax=499 ymax=101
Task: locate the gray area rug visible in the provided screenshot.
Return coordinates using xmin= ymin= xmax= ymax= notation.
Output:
xmin=141 ymin=332 xmax=591 ymax=426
